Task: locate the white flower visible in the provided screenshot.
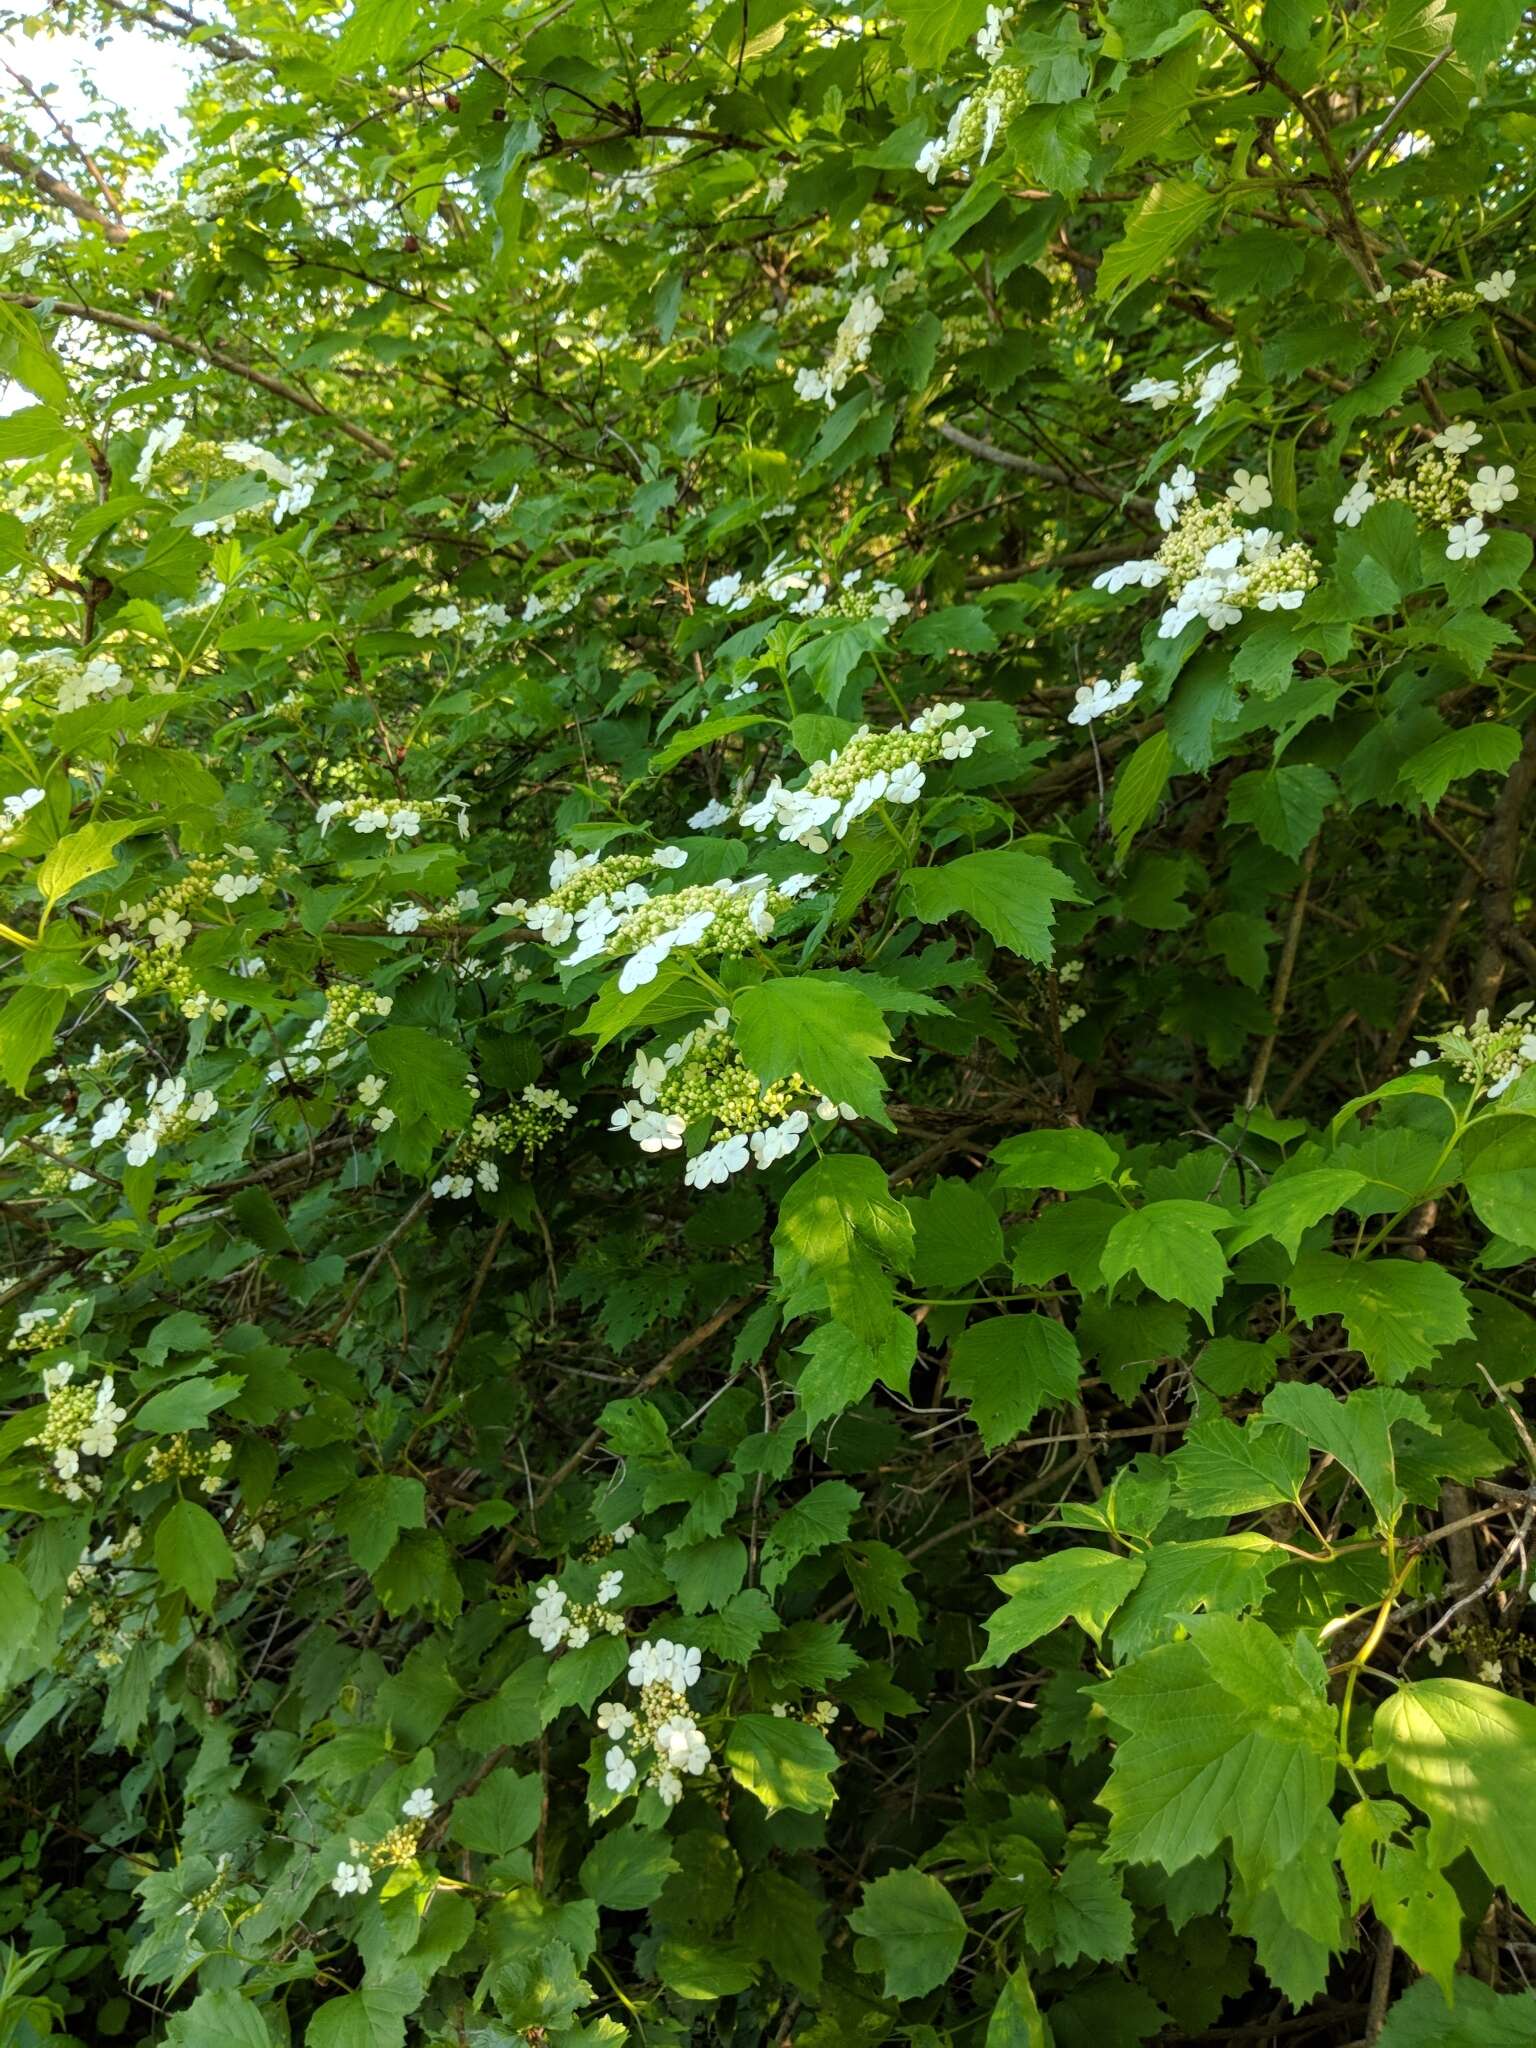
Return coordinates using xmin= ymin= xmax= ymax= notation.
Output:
xmin=653 ymin=846 xmax=688 ymax=870
xmin=357 ymin=1074 xmax=385 ymax=1107
xmin=1476 ymin=270 xmax=1515 ymax=303
xmin=688 ymin=798 xmax=732 ymax=829
xmin=90 ymin=1098 xmax=131 ymax=1147
xmin=1093 ymin=557 xmax=1166 ymax=594
xmin=1255 ymin=588 xmax=1306 ymax=612
xmin=1155 ymin=465 xmax=1197 ymax=531
xmin=1446 ymin=516 xmax=1488 ymax=561
xmin=1435 ymin=422 xmax=1482 ymax=455
xmin=1069 ymin=673 xmax=1139 ymax=725
xmin=938 ymin=723 xmax=981 ymax=761
xmin=124 ymin=1129 xmax=158 ymax=1168
xmin=597 ymin=1568 xmax=624 ymax=1604
xmin=605 ymin=1746 xmax=637 ymax=1795
xmin=597 ymin=1702 xmax=635 ymax=1739
xmin=331 ymin=1860 xmax=372 ymax=1897
xmin=706 ymin=572 xmax=747 ymax=609
xmin=750 ymin=1111 xmax=809 ymax=1169
xmin=1334 ymin=478 xmax=1376 ymax=527
xmin=654 ymin=1768 xmax=684 ymax=1807
xmin=385 ymin=903 xmax=424 ymax=934
xmin=402 ymin=1787 xmax=435 ymax=1820
xmin=654 ymin=1714 xmax=709 ymax=1775
xmin=385 ymin=808 xmax=421 ymax=841
xmin=618 ymin=943 xmax=667 ymax=995
xmin=1408 ymin=1049 xmax=1433 ymax=1068
xmin=1468 ymin=464 xmax=1518 ymax=514
xmin=1193 ymin=355 xmax=1240 ymax=421
xmin=885 ymin=760 xmax=926 ymax=804
xmin=612 ymin=1523 xmax=635 ymax=1545
xmin=431 ymin=1173 xmax=474 ymax=1199
xmin=146 ymin=911 xmax=193 ymax=952
xmin=1124 ymin=377 xmax=1180 ymax=410
xmin=1226 ymin=469 xmax=1272 ymax=515
xmin=684 ymin=1133 xmax=751 ymax=1188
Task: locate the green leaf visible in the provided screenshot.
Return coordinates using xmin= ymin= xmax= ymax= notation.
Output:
xmin=164 ymin=1989 xmax=279 ymax=2046
xmin=1376 ymin=1680 xmax=1536 ymax=1921
xmin=848 ymin=1868 xmax=967 ymax=1999
xmin=579 ymin=1826 xmax=679 ymax=1909
xmin=334 ymin=1475 xmax=427 ymax=1572
xmin=1401 ymin=723 xmax=1523 ymax=813
xmin=1110 ymin=729 xmax=1171 ymax=861
xmin=369 ymin=1025 xmax=472 ymax=1131
xmin=1262 ymin=1383 xmax=1431 ymax=1530
xmin=904 ymin=846 xmax=1080 ymax=963
xmin=1172 ymin=1417 xmax=1309 ymax=1516
xmin=36 ymin=818 xmax=150 ymax=909
xmin=796 ymin=1317 xmax=914 ymax=1428
xmin=1223 ymin=1167 xmax=1366 ymax=1258
xmin=305 ymin=1981 xmax=414 ymax=2048
xmin=1101 ymin=1200 xmax=1231 ymax=1323
xmin=450 ymin=1768 xmax=542 ymax=1857
xmin=947 ymin=1314 xmax=1082 ymax=1451
xmin=1097 ymin=180 xmax=1218 ymax=303
xmin=154 ymin=1500 xmax=235 ymax=1612
xmin=992 ymin=1128 xmax=1120 ymax=1192
xmin=733 ymin=976 xmax=894 ymax=1127
xmin=1108 ymin=1536 xmax=1282 ymax=1658
xmin=0 ymin=984 xmax=67 ymax=1097
xmin=1377 ymin=1975 xmax=1536 ymax=2048
xmin=892 ymin=0 xmax=991 ymax=65
xmin=136 ymin=1375 xmax=242 ymax=1433
xmin=1287 ymin=1252 xmax=1471 ymax=1382
xmin=1227 ymin=764 xmax=1334 ymax=858
xmin=774 ymin=1155 xmax=914 ymax=1348
xmin=1094 ymin=1617 xmax=1336 ymax=1879
xmin=906 ymin=1175 xmax=1004 ymax=1288
xmin=725 ymin=1713 xmax=839 ymax=1813
xmin=648 ymin=712 xmax=776 ymax=775
xmin=1462 ymin=1117 xmax=1536 ymax=1245
xmin=979 ymin=1547 xmax=1146 ymax=1663
xmin=761 ymin=1478 xmax=861 ymax=1593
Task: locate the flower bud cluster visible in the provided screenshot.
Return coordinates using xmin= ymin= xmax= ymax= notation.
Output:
xmin=739 ymin=704 xmax=982 ymax=851
xmin=598 ymin=1636 xmax=708 ymax=1808
xmin=1411 ymin=1003 xmax=1536 ymax=1100
xmin=328 ymin=1792 xmax=436 ymax=1897
xmin=10 ymin=1298 xmax=84 ymax=1351
xmin=266 ymin=986 xmax=394 ymax=1082
xmin=27 ymin=1363 xmax=127 ymax=1500
xmin=132 ymin=1432 xmax=233 ymax=1495
xmin=915 ymin=66 xmax=1029 ymax=183
xmin=770 ymin=1698 xmax=840 ymax=1729
xmin=430 ymin=1088 xmax=576 ymax=1198
xmin=1345 ymin=428 xmax=1523 ymax=562
xmin=604 ymin=872 xmax=816 ymax=993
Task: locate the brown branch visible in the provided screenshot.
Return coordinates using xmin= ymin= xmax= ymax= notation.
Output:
xmin=1245 ymin=836 xmax=1320 ymax=1110
xmin=0 ymin=142 xmax=128 ymax=242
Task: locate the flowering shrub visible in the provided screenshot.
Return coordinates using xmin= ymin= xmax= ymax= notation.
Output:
xmin=1 ymin=3 xmax=1535 ymax=2046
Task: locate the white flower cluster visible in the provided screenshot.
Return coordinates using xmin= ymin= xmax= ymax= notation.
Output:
xmin=737 ymin=703 xmax=982 ymax=851
xmin=224 ymin=439 xmax=331 ymax=524
xmin=976 ymin=3 xmax=1014 ymax=59
xmin=429 ymin=1089 xmax=576 ymax=1197
xmin=1123 ymin=341 xmax=1242 ymax=424
xmin=527 ymin=1570 xmax=626 ymax=1653
xmin=27 ymin=1363 xmax=127 ymax=1501
xmin=1069 ymin=665 xmax=1143 ymax=726
xmin=505 ymin=845 xmax=688 ymax=949
xmin=1334 ymin=425 xmax=1520 ymax=562
xmin=1412 ymin=1003 xmax=1536 ymax=1100
xmin=133 ymin=416 xmax=187 ymax=490
xmin=1094 ymin=466 xmax=1317 ymax=637
xmin=599 ymin=1636 xmax=708 ymax=1808
xmin=55 ymin=652 xmax=131 ymax=716
xmin=405 ymin=598 xmax=512 ymax=645
xmin=792 ymin=289 xmax=885 ymax=406
xmin=314 ymin=795 xmax=468 ymax=841
xmin=610 ymin=1007 xmax=849 ymax=1187
xmin=91 ymin=1073 xmax=217 ymax=1166
xmin=705 ymin=558 xmax=910 ymax=626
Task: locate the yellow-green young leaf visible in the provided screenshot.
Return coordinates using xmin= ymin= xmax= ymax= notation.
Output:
xmin=647 ymin=711 xmax=777 ymax=775
xmin=892 ymin=0 xmax=991 ymax=67
xmin=903 ymin=847 xmax=1080 ymax=963
xmin=1400 ymin=723 xmax=1522 ymax=813
xmin=36 ymin=818 xmax=151 ymax=910
xmin=1097 ymin=180 xmax=1218 ymax=302
xmin=725 ymin=1712 xmax=839 ymax=1813
xmin=154 ymin=1500 xmax=234 ymax=1612
xmin=986 ymin=1967 xmax=1048 ymax=2048
xmin=1261 ymin=1383 xmax=1431 ymax=1532
xmin=1223 ymin=1166 xmax=1366 ymax=1258
xmin=773 ymin=1155 xmax=914 ymax=1349
xmin=1171 ymin=1417 xmax=1309 ymax=1517
xmin=992 ymin=1127 xmax=1120 ymax=1191
xmin=0 ymin=984 xmax=67 ymax=1097
xmin=848 ymin=1868 xmax=966 ymax=1999
xmin=0 ymin=302 xmax=71 ymax=410
xmin=732 ymin=976 xmax=894 ymax=1127
xmin=1110 ymin=728 xmax=1171 ymax=861
xmin=978 ymin=1547 xmax=1145 ymax=1664
xmin=1376 ymin=1680 xmax=1536 ymax=1923
xmin=946 ymin=1314 xmax=1082 ymax=1451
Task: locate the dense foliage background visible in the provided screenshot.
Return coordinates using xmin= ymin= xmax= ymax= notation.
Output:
xmin=1 ymin=0 xmax=1535 ymax=2041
